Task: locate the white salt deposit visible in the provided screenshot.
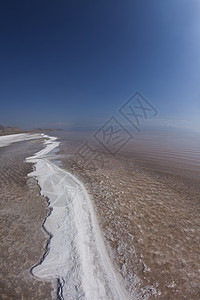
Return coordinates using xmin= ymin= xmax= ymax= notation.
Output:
xmin=0 ymin=133 xmax=45 ymax=148
xmin=26 ymin=134 xmax=130 ymax=300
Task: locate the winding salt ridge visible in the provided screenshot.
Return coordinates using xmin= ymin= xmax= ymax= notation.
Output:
xmin=0 ymin=133 xmax=45 ymax=148
xmin=26 ymin=135 xmax=130 ymax=300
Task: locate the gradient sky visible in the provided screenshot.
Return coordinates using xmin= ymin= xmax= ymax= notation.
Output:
xmin=0 ymin=0 xmax=200 ymax=131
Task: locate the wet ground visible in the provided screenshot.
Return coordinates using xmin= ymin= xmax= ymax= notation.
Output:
xmin=0 ymin=131 xmax=200 ymax=299
xmin=59 ymin=133 xmax=200 ymax=299
xmin=0 ymin=140 xmax=54 ymax=299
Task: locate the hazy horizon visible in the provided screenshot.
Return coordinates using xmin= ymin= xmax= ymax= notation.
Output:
xmin=0 ymin=1 xmax=200 ymax=133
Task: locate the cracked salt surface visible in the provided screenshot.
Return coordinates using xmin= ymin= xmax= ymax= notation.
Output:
xmin=26 ymin=134 xmax=130 ymax=300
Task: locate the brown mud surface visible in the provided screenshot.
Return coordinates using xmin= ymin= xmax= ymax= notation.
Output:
xmin=0 ymin=140 xmax=54 ymax=300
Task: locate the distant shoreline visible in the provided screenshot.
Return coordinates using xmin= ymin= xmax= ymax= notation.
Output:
xmin=0 ymin=128 xmax=63 ymax=136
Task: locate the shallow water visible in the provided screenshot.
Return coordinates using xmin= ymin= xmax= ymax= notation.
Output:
xmin=1 ymin=130 xmax=199 ymax=299
xmin=122 ymin=129 xmax=200 ymax=181
xmin=26 ymin=134 xmax=130 ymax=300
xmin=59 ymin=128 xmax=200 ymax=299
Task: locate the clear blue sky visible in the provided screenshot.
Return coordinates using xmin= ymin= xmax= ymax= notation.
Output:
xmin=0 ymin=0 xmax=200 ymax=131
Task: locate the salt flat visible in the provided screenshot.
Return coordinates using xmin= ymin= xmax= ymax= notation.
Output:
xmin=59 ymin=131 xmax=200 ymax=299
xmin=0 ymin=134 xmax=53 ymax=299
xmin=0 ymin=133 xmax=45 ymax=148
xmin=0 ymin=133 xmax=130 ymax=299
xmin=26 ymin=135 xmax=130 ymax=300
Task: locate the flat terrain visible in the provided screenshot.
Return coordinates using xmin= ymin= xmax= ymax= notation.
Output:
xmin=0 ymin=140 xmax=54 ymax=299
xmin=0 ymin=131 xmax=199 ymax=299
xmin=59 ymin=136 xmax=200 ymax=299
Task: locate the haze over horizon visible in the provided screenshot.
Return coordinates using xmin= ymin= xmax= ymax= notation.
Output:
xmin=0 ymin=0 xmax=200 ymax=132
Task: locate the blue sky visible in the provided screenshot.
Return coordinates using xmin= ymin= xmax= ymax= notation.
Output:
xmin=0 ymin=0 xmax=200 ymax=131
